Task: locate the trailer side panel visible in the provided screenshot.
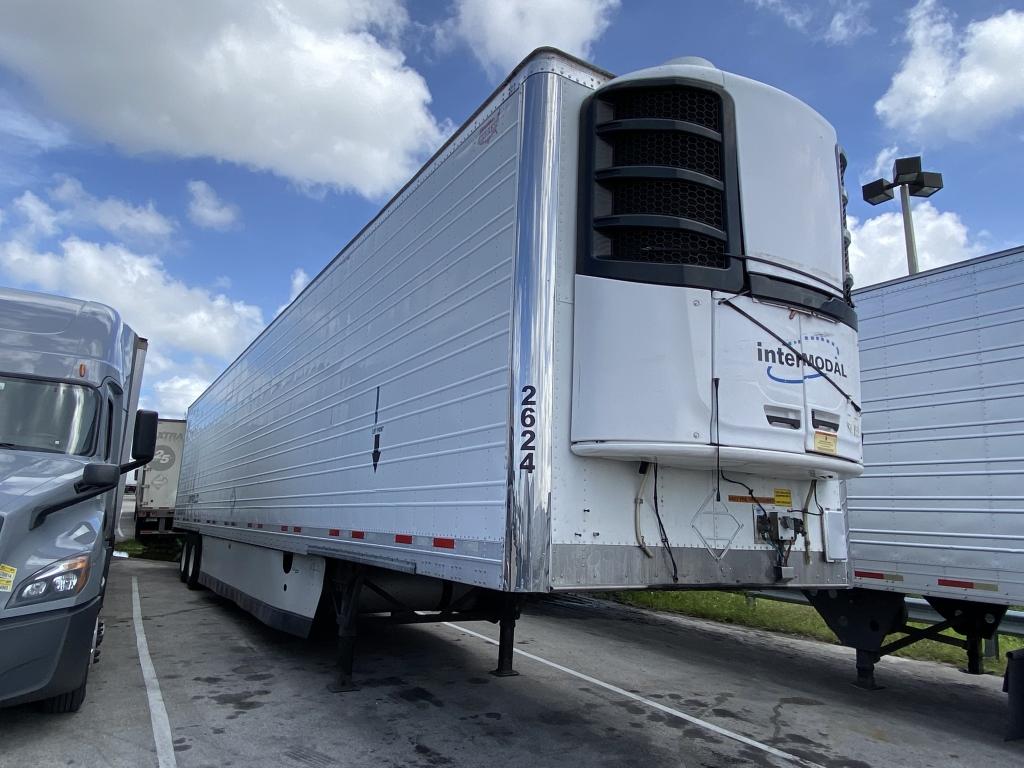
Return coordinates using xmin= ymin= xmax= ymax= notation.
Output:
xmin=849 ymin=248 xmax=1024 ymax=604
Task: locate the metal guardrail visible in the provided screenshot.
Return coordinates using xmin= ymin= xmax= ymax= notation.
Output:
xmin=749 ymin=590 xmax=1024 ymax=639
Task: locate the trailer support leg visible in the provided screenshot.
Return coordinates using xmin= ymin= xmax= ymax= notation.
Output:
xmin=1006 ymin=649 xmax=1024 ymax=741
xmin=491 ymin=596 xmax=520 ymax=678
xmin=966 ymin=634 xmax=983 ymax=675
xmin=329 ymin=565 xmax=364 ymax=693
xmin=854 ymin=649 xmax=881 ymax=691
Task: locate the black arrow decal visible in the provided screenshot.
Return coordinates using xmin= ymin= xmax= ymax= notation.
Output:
xmin=371 ymin=385 xmax=382 ymax=472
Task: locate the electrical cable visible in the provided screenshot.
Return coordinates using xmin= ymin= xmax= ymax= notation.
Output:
xmin=651 ymin=464 xmax=679 ymax=583
xmin=633 ymin=463 xmax=653 ymax=558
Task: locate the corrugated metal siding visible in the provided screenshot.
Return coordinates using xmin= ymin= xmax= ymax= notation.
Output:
xmin=176 ymin=92 xmax=521 ymax=556
xmin=849 ymin=248 xmax=1024 ymax=602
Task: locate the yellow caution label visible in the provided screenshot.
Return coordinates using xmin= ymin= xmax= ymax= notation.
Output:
xmin=773 ymin=488 xmax=793 ymax=507
xmin=813 ymin=431 xmax=838 ymax=455
xmin=0 ymin=563 xmax=16 ymax=592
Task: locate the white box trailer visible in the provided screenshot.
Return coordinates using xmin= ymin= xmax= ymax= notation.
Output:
xmin=133 ymin=418 xmax=185 ymax=537
xmin=806 ymin=246 xmax=1024 ymax=687
xmin=175 ymin=49 xmax=862 ymax=682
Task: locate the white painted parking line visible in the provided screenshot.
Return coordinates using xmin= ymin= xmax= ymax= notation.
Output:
xmin=132 ymin=576 xmax=177 ymax=768
xmin=444 ymin=622 xmax=823 ymax=768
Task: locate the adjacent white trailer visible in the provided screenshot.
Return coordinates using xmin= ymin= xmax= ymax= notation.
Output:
xmin=133 ymin=418 xmax=185 ymax=537
xmin=175 ymin=49 xmax=862 ymax=681
xmin=807 ymin=246 xmax=1024 ymax=686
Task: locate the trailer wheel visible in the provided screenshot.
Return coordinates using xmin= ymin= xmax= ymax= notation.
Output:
xmin=186 ymin=534 xmax=202 ymax=590
xmin=179 ymin=536 xmax=192 ymax=583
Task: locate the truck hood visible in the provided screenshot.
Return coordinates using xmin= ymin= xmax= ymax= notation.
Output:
xmin=0 ymin=450 xmax=88 ymax=525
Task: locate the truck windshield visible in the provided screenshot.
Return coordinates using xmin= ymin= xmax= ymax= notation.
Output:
xmin=0 ymin=376 xmax=99 ymax=455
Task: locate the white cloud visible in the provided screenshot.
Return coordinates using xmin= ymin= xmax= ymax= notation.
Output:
xmin=288 ymin=268 xmax=310 ymax=301
xmin=876 ymin=0 xmax=1024 ymax=141
xmin=152 ymin=375 xmax=212 ymax=419
xmin=9 ymin=177 xmax=174 ymax=242
xmin=0 ymin=237 xmax=263 ymax=360
xmin=825 ymin=1 xmax=874 ymax=44
xmin=748 ymin=0 xmax=873 ymax=44
xmin=747 ymin=0 xmax=812 ymax=31
xmin=187 ymin=180 xmax=240 ymax=231
xmin=445 ymin=0 xmax=619 ymax=76
xmin=51 ymin=176 xmax=174 ymax=240
xmin=848 ymin=200 xmax=984 ymax=286
xmin=0 ymin=1 xmax=445 ymax=197
xmin=277 ymin=267 xmax=311 ymax=315
xmin=862 ymin=144 xmax=900 ymax=184
xmin=0 ymin=96 xmax=70 ymax=153
xmin=1 ymin=178 xmax=266 ymax=417
xmin=12 ymin=191 xmax=58 ymax=237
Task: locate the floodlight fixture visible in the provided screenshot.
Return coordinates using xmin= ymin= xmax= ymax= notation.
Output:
xmin=909 ymin=171 xmax=944 ymax=198
xmin=892 ymin=156 xmax=923 ymax=185
xmin=859 ymin=155 xmax=944 ymax=276
xmin=862 ymin=178 xmax=894 ymax=205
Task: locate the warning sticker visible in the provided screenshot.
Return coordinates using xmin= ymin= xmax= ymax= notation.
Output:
xmin=773 ymin=488 xmax=793 ymax=507
xmin=727 ymin=494 xmax=774 ymax=505
xmin=0 ymin=563 xmax=16 ymax=592
xmin=814 ymin=431 xmax=838 ymax=455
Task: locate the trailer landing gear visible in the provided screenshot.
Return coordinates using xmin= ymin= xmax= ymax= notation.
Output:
xmin=329 ymin=564 xmax=364 ymax=693
xmin=491 ymin=596 xmax=521 ymax=678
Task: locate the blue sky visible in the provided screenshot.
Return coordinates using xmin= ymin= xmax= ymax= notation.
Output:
xmin=1 ymin=0 xmax=1022 ymax=416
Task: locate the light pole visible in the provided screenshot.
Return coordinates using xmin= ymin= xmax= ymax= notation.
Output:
xmin=862 ymin=156 xmax=943 ymax=275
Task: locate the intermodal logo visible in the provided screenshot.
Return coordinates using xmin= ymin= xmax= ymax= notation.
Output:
xmin=756 ymin=335 xmax=848 ymax=384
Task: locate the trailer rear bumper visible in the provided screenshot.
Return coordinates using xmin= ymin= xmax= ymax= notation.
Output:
xmin=0 ymin=596 xmax=99 ymax=708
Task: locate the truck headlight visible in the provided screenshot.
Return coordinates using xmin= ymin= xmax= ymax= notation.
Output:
xmin=8 ymin=554 xmax=91 ymax=607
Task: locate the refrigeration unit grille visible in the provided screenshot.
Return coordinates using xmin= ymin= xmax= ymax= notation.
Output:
xmin=609 ymin=131 xmax=722 ymax=178
xmin=608 ymin=85 xmax=721 ymax=130
xmin=601 ymin=229 xmax=728 ymax=267
xmin=606 ymin=177 xmax=724 ymax=228
xmin=577 ymin=79 xmax=743 ymax=290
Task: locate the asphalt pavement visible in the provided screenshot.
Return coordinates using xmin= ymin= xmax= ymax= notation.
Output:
xmin=1 ymin=558 xmax=1020 ymax=768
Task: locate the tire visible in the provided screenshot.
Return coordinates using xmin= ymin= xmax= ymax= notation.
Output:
xmin=178 ymin=537 xmax=190 ymax=583
xmin=186 ymin=534 xmax=202 ymax=590
xmin=38 ymin=667 xmax=88 ymax=714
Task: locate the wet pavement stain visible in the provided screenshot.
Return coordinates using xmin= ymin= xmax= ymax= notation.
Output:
xmin=412 ymin=743 xmax=452 ymax=766
xmin=397 ymin=686 xmax=444 ymax=707
xmin=211 ymin=689 xmax=271 ymax=712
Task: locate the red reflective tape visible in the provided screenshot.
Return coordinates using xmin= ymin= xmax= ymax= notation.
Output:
xmin=280 ymin=525 xmax=288 ymax=532
xmin=938 ymin=578 xmax=974 ymax=589
xmin=855 ymin=570 xmax=886 ymax=580
xmin=293 ymin=526 xmax=302 ymax=533
xmin=351 ymin=530 xmax=365 ymax=539
xmin=433 ymin=537 xmax=455 ymax=549
xmin=395 ymin=534 xmax=413 ymax=544
xmin=328 ymin=529 xmax=341 ymax=537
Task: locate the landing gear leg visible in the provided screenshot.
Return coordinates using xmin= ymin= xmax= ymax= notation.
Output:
xmin=854 ymin=649 xmax=882 ymax=690
xmin=328 ymin=564 xmax=364 ymax=693
xmin=491 ymin=595 xmax=521 ymax=678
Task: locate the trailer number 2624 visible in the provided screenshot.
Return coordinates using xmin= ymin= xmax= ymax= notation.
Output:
xmin=520 ymin=385 xmax=537 ymax=473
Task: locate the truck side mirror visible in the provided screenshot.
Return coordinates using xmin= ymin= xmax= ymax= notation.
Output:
xmin=80 ymin=463 xmax=120 ymax=490
xmin=132 ymin=410 xmax=159 ymax=464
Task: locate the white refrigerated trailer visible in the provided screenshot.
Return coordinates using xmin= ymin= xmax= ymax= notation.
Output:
xmin=807 ymin=246 xmax=1024 ymax=687
xmin=133 ymin=418 xmax=185 ymax=537
xmin=175 ymin=49 xmax=862 ymax=684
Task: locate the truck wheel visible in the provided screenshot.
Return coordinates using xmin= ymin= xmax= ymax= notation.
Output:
xmin=38 ymin=667 xmax=88 ymax=714
xmin=178 ymin=537 xmax=191 ymax=583
xmin=186 ymin=535 xmax=202 ymax=590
